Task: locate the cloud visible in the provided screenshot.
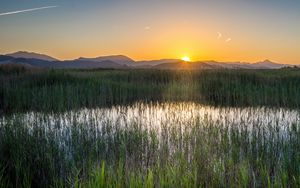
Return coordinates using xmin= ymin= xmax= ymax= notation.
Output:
xmin=225 ymin=38 xmax=232 ymax=42
xmin=144 ymin=26 xmax=151 ymax=30
xmin=217 ymin=31 xmax=231 ymax=43
xmin=0 ymin=6 xmax=58 ymax=16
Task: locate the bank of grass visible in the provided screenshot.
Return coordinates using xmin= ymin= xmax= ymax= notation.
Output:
xmin=1 ymin=68 xmax=300 ymax=114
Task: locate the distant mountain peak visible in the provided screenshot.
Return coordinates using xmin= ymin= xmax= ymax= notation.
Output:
xmin=6 ymin=51 xmax=58 ymax=61
xmin=77 ymin=55 xmax=135 ymax=66
xmin=255 ymin=59 xmax=278 ymax=65
xmin=252 ymin=59 xmax=286 ymax=69
xmin=79 ymin=54 xmax=133 ymax=60
xmin=263 ymin=59 xmax=272 ymax=62
xmin=261 ymin=59 xmax=274 ymax=63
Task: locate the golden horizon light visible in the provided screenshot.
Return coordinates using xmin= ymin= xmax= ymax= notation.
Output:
xmin=181 ymin=56 xmax=191 ymax=62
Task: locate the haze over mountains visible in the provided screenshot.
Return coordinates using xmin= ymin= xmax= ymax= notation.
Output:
xmin=0 ymin=51 xmax=296 ymax=70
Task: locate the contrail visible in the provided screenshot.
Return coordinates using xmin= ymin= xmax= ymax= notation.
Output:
xmin=0 ymin=6 xmax=57 ymax=16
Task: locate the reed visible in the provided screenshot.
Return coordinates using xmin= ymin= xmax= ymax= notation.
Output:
xmin=1 ymin=69 xmax=300 ymax=114
xmin=1 ymin=69 xmax=300 ymax=187
xmin=0 ymin=102 xmax=299 ymax=187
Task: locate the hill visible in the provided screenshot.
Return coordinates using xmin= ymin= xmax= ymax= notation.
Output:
xmin=6 ymin=51 xmax=58 ymax=61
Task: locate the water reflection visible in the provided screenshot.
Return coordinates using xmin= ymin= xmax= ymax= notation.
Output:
xmin=3 ymin=102 xmax=300 ymax=138
xmin=1 ymin=102 xmax=300 ymax=170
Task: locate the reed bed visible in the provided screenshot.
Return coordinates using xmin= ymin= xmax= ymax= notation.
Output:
xmin=1 ymin=69 xmax=300 ymax=114
xmin=0 ymin=102 xmax=299 ymax=187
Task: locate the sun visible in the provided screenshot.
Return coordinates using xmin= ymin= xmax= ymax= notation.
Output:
xmin=181 ymin=56 xmax=191 ymax=62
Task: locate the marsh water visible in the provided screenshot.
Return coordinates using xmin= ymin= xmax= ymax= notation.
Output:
xmin=1 ymin=102 xmax=300 ymax=187
xmin=2 ymin=102 xmax=299 ymax=146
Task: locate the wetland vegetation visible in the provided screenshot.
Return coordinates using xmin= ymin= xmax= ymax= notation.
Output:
xmin=1 ymin=68 xmax=300 ymax=187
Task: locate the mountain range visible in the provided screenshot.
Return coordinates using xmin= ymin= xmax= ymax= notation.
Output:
xmin=0 ymin=51 xmax=296 ymax=70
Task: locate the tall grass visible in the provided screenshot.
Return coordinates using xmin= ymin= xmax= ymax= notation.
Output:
xmin=1 ymin=69 xmax=300 ymax=187
xmin=0 ymin=103 xmax=299 ymax=187
xmin=1 ymin=69 xmax=300 ymax=114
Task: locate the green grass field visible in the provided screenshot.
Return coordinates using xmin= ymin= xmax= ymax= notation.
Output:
xmin=0 ymin=68 xmax=300 ymax=187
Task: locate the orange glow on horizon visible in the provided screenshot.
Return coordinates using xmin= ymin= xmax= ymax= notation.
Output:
xmin=181 ymin=56 xmax=191 ymax=62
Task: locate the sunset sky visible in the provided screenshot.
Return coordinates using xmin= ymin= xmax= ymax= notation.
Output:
xmin=0 ymin=0 xmax=299 ymax=64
